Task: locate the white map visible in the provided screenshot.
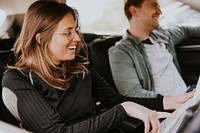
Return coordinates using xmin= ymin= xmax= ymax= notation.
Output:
xmin=160 ymin=76 xmax=200 ymax=133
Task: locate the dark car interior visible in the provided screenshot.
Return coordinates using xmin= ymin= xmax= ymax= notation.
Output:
xmin=176 ymin=38 xmax=200 ymax=85
xmin=1 ymin=9 xmax=200 ymax=132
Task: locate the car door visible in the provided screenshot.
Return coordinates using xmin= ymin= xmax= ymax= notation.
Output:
xmin=176 ymin=38 xmax=200 ymax=86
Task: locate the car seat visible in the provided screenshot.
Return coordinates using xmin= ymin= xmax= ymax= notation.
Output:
xmin=89 ymin=35 xmax=122 ymax=91
xmin=0 ymin=49 xmax=19 ymax=127
xmin=89 ymin=35 xmax=144 ymax=132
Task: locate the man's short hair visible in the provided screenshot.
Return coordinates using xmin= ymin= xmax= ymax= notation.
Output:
xmin=124 ymin=0 xmax=144 ymax=20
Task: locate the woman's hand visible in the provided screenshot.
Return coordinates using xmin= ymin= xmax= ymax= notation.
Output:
xmin=121 ymin=101 xmax=172 ymax=133
xmin=163 ymin=89 xmax=195 ymax=110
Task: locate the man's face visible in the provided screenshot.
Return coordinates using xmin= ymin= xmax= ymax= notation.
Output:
xmin=136 ymin=0 xmax=162 ymax=32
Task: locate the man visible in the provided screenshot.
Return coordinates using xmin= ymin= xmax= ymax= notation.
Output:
xmin=108 ymin=0 xmax=200 ymax=98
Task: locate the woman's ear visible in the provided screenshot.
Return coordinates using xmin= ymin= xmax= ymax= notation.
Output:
xmin=35 ymin=33 xmax=41 ymax=44
xmin=129 ymin=5 xmax=138 ymax=17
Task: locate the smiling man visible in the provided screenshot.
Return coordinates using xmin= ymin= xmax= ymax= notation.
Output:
xmin=108 ymin=0 xmax=200 ymax=98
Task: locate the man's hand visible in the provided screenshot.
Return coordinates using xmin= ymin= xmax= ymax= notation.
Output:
xmin=163 ymin=89 xmax=195 ymax=110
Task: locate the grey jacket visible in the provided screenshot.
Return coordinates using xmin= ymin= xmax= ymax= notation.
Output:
xmin=108 ymin=26 xmax=200 ymax=98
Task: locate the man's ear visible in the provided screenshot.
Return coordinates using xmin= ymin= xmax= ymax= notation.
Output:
xmin=129 ymin=6 xmax=138 ymax=17
xmin=35 ymin=33 xmax=41 ymax=44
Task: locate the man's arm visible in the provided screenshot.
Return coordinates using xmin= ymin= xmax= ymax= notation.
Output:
xmin=108 ymin=44 xmax=158 ymax=98
xmin=164 ymin=26 xmax=200 ymax=45
xmin=180 ymin=0 xmax=200 ymax=11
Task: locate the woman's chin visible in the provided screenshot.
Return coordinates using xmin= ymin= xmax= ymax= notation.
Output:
xmin=66 ymin=55 xmax=76 ymax=61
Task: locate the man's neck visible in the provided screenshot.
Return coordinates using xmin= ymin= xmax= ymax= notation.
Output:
xmin=128 ymin=22 xmax=151 ymax=41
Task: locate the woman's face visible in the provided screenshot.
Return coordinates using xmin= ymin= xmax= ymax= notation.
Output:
xmin=48 ymin=13 xmax=81 ymax=65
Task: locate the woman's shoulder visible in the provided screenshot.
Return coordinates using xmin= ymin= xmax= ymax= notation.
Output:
xmin=3 ymin=69 xmax=28 ymax=81
xmin=1 ymin=69 xmax=32 ymax=91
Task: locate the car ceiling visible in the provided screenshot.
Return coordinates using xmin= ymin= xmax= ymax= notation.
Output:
xmin=0 ymin=0 xmax=37 ymax=15
xmin=0 ymin=0 xmax=200 ymax=16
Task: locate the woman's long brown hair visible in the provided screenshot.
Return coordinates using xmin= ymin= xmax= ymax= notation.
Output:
xmin=9 ymin=1 xmax=89 ymax=90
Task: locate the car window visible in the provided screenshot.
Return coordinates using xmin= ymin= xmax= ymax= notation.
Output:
xmin=67 ymin=0 xmax=200 ymax=34
xmin=0 ymin=0 xmax=200 ymax=37
xmin=160 ymin=1 xmax=200 ymax=29
xmin=0 ymin=0 xmax=36 ymax=39
xmin=0 ymin=9 xmax=7 ymax=38
xmin=67 ymin=0 xmax=128 ymax=35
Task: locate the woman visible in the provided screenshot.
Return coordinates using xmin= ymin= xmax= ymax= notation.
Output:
xmin=2 ymin=1 xmax=194 ymax=133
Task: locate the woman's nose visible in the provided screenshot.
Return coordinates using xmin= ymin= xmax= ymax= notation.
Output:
xmin=72 ymin=32 xmax=81 ymax=42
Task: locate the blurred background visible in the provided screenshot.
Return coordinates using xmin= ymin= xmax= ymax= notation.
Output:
xmin=0 ymin=0 xmax=200 ymax=38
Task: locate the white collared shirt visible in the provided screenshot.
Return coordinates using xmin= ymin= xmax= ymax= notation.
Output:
xmin=144 ymin=37 xmax=187 ymax=96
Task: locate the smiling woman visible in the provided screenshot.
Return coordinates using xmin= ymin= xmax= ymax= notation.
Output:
xmin=1 ymin=0 xmax=200 ymax=133
xmin=1 ymin=1 xmax=175 ymax=133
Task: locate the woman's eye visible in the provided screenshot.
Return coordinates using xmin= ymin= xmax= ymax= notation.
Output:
xmin=64 ymin=31 xmax=72 ymax=36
